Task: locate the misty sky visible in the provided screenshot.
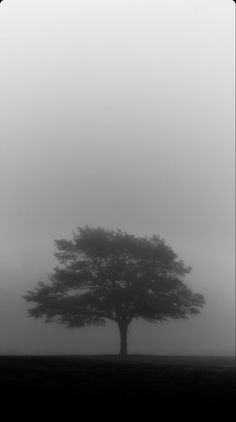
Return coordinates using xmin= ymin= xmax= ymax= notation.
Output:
xmin=0 ymin=0 xmax=234 ymax=355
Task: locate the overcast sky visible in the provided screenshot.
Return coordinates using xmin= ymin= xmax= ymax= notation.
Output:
xmin=0 ymin=0 xmax=234 ymax=355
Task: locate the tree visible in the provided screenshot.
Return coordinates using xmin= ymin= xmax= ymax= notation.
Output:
xmin=24 ymin=226 xmax=205 ymax=356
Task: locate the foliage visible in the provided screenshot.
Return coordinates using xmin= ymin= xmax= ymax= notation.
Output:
xmin=24 ymin=227 xmax=205 ymax=355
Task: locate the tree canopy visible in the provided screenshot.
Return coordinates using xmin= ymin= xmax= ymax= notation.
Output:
xmin=24 ymin=226 xmax=205 ymax=355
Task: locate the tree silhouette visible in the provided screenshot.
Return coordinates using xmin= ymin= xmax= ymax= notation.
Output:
xmin=24 ymin=226 xmax=205 ymax=356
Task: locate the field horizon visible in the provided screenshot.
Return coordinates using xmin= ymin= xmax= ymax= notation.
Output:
xmin=0 ymin=351 xmax=234 ymax=358
xmin=0 ymin=353 xmax=235 ymax=364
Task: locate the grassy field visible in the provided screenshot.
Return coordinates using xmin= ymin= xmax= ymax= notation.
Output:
xmin=0 ymin=355 xmax=235 ymax=421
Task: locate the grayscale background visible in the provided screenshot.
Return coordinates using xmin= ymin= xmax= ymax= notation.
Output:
xmin=0 ymin=0 xmax=234 ymax=355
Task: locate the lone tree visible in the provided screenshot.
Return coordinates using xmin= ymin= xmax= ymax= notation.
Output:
xmin=24 ymin=227 xmax=205 ymax=356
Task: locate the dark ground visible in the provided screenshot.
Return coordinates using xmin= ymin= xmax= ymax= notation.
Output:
xmin=0 ymin=355 xmax=235 ymax=421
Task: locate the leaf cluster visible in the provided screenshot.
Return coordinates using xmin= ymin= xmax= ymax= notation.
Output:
xmin=24 ymin=227 xmax=205 ymax=327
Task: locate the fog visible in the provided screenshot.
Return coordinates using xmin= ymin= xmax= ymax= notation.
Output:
xmin=0 ymin=0 xmax=234 ymax=355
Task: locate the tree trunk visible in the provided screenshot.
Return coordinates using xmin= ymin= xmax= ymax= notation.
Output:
xmin=118 ymin=322 xmax=128 ymax=357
